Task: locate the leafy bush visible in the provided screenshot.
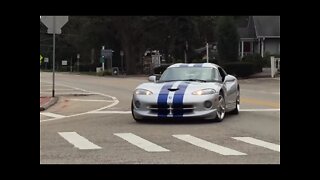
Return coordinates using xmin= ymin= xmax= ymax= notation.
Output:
xmin=97 ymin=70 xmax=112 ymax=76
xmin=153 ymin=65 xmax=171 ymax=75
xmin=241 ymin=54 xmax=263 ymax=72
xmin=222 ymin=62 xmax=256 ymax=77
xmin=78 ymin=63 xmax=100 ymax=72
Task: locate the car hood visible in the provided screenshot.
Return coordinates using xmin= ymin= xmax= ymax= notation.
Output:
xmin=135 ymin=81 xmax=222 ymax=95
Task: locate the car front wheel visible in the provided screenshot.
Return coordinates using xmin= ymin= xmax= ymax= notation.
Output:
xmin=215 ymin=93 xmax=226 ymax=122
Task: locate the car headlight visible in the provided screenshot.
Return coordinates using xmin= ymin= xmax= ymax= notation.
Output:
xmin=192 ymin=89 xmax=216 ymax=95
xmin=135 ymin=89 xmax=153 ymax=95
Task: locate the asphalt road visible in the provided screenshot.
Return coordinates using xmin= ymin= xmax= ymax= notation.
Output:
xmin=40 ymin=72 xmax=280 ymax=164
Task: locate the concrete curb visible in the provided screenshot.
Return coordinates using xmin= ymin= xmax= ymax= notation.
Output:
xmin=40 ymin=97 xmax=59 ymax=111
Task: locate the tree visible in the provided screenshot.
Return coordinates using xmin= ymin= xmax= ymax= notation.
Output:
xmin=44 ymin=16 xmax=219 ymax=74
xmin=217 ymin=16 xmax=240 ymax=63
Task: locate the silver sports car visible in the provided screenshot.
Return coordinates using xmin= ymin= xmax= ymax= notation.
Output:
xmin=131 ymin=63 xmax=240 ymax=122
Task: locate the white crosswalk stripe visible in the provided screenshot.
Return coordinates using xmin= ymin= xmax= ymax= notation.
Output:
xmin=173 ymin=134 xmax=246 ymax=155
xmin=232 ymin=137 xmax=280 ymax=152
xmin=40 ymin=112 xmax=66 ymax=118
xmin=58 ymin=132 xmax=102 ymax=150
xmin=114 ymin=133 xmax=170 ymax=152
xmin=54 ymin=132 xmax=279 ymax=155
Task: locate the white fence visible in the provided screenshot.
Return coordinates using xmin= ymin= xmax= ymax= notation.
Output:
xmin=271 ymin=56 xmax=280 ymax=78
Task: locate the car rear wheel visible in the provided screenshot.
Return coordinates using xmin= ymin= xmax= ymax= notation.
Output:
xmin=230 ymin=91 xmax=240 ymax=114
xmin=215 ymin=93 xmax=226 ymax=122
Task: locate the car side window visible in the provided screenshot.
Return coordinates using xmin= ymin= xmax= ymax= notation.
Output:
xmin=218 ymin=67 xmax=227 ymax=81
xmin=213 ymin=69 xmax=222 ymax=81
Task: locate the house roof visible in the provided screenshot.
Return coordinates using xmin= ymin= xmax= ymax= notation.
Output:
xmin=253 ymin=16 xmax=280 ymax=38
xmin=238 ymin=16 xmax=256 ymax=39
xmin=238 ymin=16 xmax=280 ymax=39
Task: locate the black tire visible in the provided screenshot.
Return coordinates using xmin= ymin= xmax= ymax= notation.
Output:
xmin=229 ymin=99 xmax=239 ymax=114
xmin=214 ymin=92 xmax=226 ymax=122
xmin=131 ymin=101 xmax=143 ymax=122
xmin=230 ymin=88 xmax=240 ymax=115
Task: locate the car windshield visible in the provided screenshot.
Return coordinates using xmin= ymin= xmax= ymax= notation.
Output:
xmin=159 ymin=67 xmax=220 ymax=82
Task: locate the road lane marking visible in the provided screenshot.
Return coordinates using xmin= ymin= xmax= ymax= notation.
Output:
xmin=41 ymin=89 xmax=76 ymax=91
xmin=240 ymin=97 xmax=280 ymax=108
xmin=89 ymin=111 xmax=131 ymax=114
xmin=58 ymin=132 xmax=102 ymax=150
xmin=241 ymin=89 xmax=280 ymax=95
xmin=67 ymin=99 xmax=114 ymax=102
xmin=114 ymin=133 xmax=170 ymax=152
xmin=40 ymin=81 xmax=120 ymax=124
xmin=232 ymin=137 xmax=280 ymax=152
xmin=40 ymin=112 xmax=66 ymax=118
xmin=172 ymin=135 xmax=246 ymax=155
xmin=239 ymin=109 xmax=280 ymax=112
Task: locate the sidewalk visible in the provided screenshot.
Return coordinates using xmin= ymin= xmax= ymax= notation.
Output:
xmin=246 ymin=68 xmax=280 ymax=79
xmin=40 ymin=96 xmax=58 ymax=111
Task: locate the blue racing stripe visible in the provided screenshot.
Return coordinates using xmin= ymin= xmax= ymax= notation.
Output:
xmin=157 ymin=82 xmax=175 ymax=117
xmin=193 ymin=64 xmax=203 ymax=67
xmin=172 ymin=82 xmax=189 ymax=118
xmin=179 ymin=64 xmax=189 ymax=67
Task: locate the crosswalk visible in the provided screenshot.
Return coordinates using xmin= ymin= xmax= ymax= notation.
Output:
xmin=56 ymin=132 xmax=280 ymax=156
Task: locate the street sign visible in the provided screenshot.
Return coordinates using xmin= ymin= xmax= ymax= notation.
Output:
xmin=40 ymin=16 xmax=68 ymax=34
xmin=62 ymin=60 xmax=68 ymax=66
xmin=44 ymin=58 xmax=49 ymax=63
xmin=101 ymin=49 xmax=113 ymax=59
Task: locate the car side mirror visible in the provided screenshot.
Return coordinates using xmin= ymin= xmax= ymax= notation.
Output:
xmin=224 ymin=75 xmax=235 ymax=82
xmin=148 ymin=75 xmax=157 ymax=82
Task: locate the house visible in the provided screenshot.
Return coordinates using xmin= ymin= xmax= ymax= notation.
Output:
xmin=238 ymin=16 xmax=280 ymax=58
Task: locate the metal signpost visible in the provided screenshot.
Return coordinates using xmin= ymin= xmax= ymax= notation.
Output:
xmin=77 ymin=53 xmax=80 ymax=72
xmin=185 ymin=41 xmax=188 ymax=63
xmin=44 ymin=58 xmax=49 ymax=69
xmin=206 ymin=43 xmax=209 ymax=63
xmin=40 ymin=16 xmax=68 ymax=97
xmin=120 ymin=50 xmax=124 ymax=74
xmin=101 ymin=46 xmax=105 ymax=71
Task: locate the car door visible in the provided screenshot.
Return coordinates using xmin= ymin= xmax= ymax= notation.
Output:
xmin=218 ymin=67 xmax=237 ymax=108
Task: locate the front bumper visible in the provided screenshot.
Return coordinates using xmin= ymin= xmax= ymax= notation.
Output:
xmin=132 ymin=93 xmax=220 ymax=120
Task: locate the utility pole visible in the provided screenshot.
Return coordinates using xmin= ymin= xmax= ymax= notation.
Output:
xmin=185 ymin=41 xmax=188 ymax=63
xmin=206 ymin=42 xmax=209 ymax=63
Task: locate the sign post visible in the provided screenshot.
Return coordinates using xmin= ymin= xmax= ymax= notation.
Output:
xmin=44 ymin=58 xmax=49 ymax=69
xmin=101 ymin=46 xmax=105 ymax=72
xmin=70 ymin=57 xmax=73 ymax=72
xmin=120 ymin=50 xmax=124 ymax=74
xmin=52 ymin=16 xmax=56 ymax=97
xmin=41 ymin=16 xmax=69 ymax=97
xmin=77 ymin=53 xmax=80 ymax=72
xmin=206 ymin=43 xmax=209 ymax=63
